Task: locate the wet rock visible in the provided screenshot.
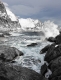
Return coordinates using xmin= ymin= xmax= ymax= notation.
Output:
xmin=49 ymin=67 xmax=61 ymax=80
xmin=27 ymin=43 xmax=38 ymax=47
xmin=41 ymin=63 xmax=48 ymax=76
xmin=50 ymin=76 xmax=61 ymax=80
xmin=40 ymin=45 xmax=50 ymax=54
xmin=55 ymin=33 xmax=61 ymax=44
xmin=0 ymin=76 xmax=9 ymax=80
xmin=46 ymin=37 xmax=56 ymax=43
xmin=0 ymin=63 xmax=48 ymax=80
xmin=44 ymin=44 xmax=61 ymax=63
xmin=49 ymin=56 xmax=61 ymax=72
xmin=0 ymin=45 xmax=24 ymax=62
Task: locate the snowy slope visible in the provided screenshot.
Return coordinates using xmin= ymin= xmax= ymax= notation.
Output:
xmin=5 ymin=7 xmax=18 ymax=21
xmin=0 ymin=1 xmax=21 ymax=31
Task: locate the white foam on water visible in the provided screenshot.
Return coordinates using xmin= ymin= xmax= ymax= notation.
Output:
xmin=13 ymin=40 xmax=51 ymax=73
xmin=43 ymin=21 xmax=59 ymax=38
xmin=10 ymin=32 xmax=22 ymax=36
xmin=19 ymin=18 xmax=59 ymax=38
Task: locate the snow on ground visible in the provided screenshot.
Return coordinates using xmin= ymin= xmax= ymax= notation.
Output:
xmin=5 ymin=7 xmax=18 ymax=21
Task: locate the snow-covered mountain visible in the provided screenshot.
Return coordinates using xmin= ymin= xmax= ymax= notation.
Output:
xmin=0 ymin=1 xmax=59 ymax=38
xmin=5 ymin=7 xmax=18 ymax=21
xmin=19 ymin=18 xmax=59 ymax=38
xmin=0 ymin=1 xmax=21 ymax=31
xmin=19 ymin=18 xmax=42 ymax=31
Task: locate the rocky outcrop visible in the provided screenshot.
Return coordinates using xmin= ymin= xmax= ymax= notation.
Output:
xmin=40 ymin=45 xmax=50 ymax=54
xmin=0 ymin=62 xmax=48 ymax=80
xmin=0 ymin=45 xmax=23 ymax=62
xmin=40 ymin=33 xmax=61 ymax=80
xmin=41 ymin=63 xmax=48 ymax=76
xmin=48 ymin=56 xmax=61 ymax=72
xmin=44 ymin=44 xmax=61 ymax=63
xmin=55 ymin=33 xmax=61 ymax=44
xmin=27 ymin=43 xmax=38 ymax=47
xmin=0 ymin=45 xmax=48 ymax=80
xmin=46 ymin=37 xmax=56 ymax=43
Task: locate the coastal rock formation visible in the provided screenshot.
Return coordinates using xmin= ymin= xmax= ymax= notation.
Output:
xmin=0 ymin=62 xmax=48 ymax=80
xmin=0 ymin=45 xmax=23 ymax=62
xmin=40 ymin=45 xmax=50 ymax=54
xmin=44 ymin=44 xmax=61 ymax=63
xmin=46 ymin=37 xmax=56 ymax=43
xmin=27 ymin=43 xmax=38 ymax=47
xmin=40 ymin=33 xmax=61 ymax=80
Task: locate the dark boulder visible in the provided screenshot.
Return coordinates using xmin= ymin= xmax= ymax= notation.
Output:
xmin=41 ymin=63 xmax=48 ymax=76
xmin=50 ymin=76 xmax=61 ymax=80
xmin=49 ymin=56 xmax=61 ymax=72
xmin=44 ymin=44 xmax=61 ymax=63
xmin=40 ymin=45 xmax=50 ymax=54
xmin=0 ymin=76 xmax=9 ymax=80
xmin=55 ymin=33 xmax=61 ymax=44
xmin=27 ymin=43 xmax=38 ymax=47
xmin=0 ymin=45 xmax=23 ymax=62
xmin=49 ymin=67 xmax=61 ymax=80
xmin=46 ymin=37 xmax=56 ymax=43
xmin=0 ymin=63 xmax=48 ymax=80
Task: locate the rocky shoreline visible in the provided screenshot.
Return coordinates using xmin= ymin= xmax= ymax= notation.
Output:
xmin=0 ymin=45 xmax=48 ymax=80
xmin=40 ymin=32 xmax=61 ymax=80
xmin=0 ymin=32 xmax=61 ymax=80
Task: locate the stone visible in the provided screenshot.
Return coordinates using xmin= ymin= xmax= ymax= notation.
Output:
xmin=50 ymin=76 xmax=61 ymax=80
xmin=46 ymin=37 xmax=56 ymax=43
xmin=55 ymin=33 xmax=61 ymax=44
xmin=27 ymin=43 xmax=38 ymax=47
xmin=0 ymin=63 xmax=48 ymax=80
xmin=49 ymin=67 xmax=61 ymax=80
xmin=40 ymin=45 xmax=50 ymax=54
xmin=48 ymin=56 xmax=61 ymax=72
xmin=41 ymin=63 xmax=48 ymax=76
xmin=0 ymin=45 xmax=23 ymax=62
xmin=44 ymin=44 xmax=61 ymax=63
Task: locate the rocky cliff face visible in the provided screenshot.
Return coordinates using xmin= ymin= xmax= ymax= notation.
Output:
xmin=0 ymin=1 xmax=21 ymax=31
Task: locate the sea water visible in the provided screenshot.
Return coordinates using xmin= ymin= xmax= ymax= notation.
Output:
xmin=0 ymin=31 xmax=53 ymax=73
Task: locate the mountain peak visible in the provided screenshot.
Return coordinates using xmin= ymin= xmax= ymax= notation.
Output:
xmin=0 ymin=1 xmax=21 ymax=31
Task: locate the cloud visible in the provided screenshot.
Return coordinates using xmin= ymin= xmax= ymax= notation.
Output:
xmin=2 ymin=0 xmax=61 ymax=26
xmin=10 ymin=5 xmax=41 ymax=16
xmin=3 ymin=2 xmax=9 ymax=6
xmin=2 ymin=0 xmax=61 ymax=17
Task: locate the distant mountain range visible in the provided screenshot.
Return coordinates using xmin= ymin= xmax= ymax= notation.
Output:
xmin=0 ymin=1 xmax=59 ymax=38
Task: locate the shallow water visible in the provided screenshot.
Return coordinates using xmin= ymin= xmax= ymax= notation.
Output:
xmin=0 ymin=31 xmax=51 ymax=73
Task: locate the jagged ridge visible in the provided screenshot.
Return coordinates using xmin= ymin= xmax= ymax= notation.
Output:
xmin=0 ymin=1 xmax=21 ymax=31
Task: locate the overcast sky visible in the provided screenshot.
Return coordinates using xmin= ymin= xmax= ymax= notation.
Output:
xmin=2 ymin=0 xmax=61 ymax=26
